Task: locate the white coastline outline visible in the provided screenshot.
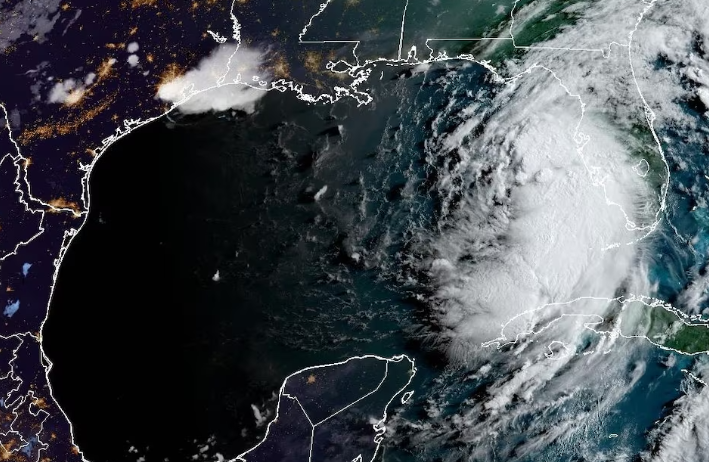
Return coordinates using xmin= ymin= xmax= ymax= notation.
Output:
xmin=233 ymin=354 xmax=416 ymax=462
xmin=482 ymin=293 xmax=709 ymax=357
xmin=0 ymin=333 xmax=50 ymax=458
xmin=0 ymin=0 xmax=692 ymax=460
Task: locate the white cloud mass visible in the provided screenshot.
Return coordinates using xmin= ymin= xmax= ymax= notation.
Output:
xmin=387 ymin=0 xmax=709 ymax=459
xmin=47 ymin=78 xmax=79 ymax=103
xmin=156 ymin=44 xmax=270 ymax=114
xmin=643 ymin=362 xmax=709 ymax=462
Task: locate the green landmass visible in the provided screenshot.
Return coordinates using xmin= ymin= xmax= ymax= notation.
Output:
xmin=626 ymin=122 xmax=669 ymax=193
xmin=510 ymin=0 xmax=587 ymax=47
xmin=461 ymin=0 xmax=587 ymax=61
xmin=621 ymin=301 xmax=709 ymax=354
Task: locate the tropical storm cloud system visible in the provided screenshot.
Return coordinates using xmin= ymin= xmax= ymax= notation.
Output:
xmin=1 ymin=0 xmax=709 ymax=461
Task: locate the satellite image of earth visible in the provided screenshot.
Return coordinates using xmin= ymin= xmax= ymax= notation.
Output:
xmin=1 ymin=0 xmax=709 ymax=461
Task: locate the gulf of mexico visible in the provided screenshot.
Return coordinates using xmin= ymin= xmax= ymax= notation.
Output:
xmin=41 ymin=62 xmax=478 ymax=462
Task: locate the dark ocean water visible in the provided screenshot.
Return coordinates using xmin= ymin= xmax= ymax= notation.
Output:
xmin=41 ymin=64 xmax=458 ymax=462
xmin=40 ymin=49 xmax=709 ymax=462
